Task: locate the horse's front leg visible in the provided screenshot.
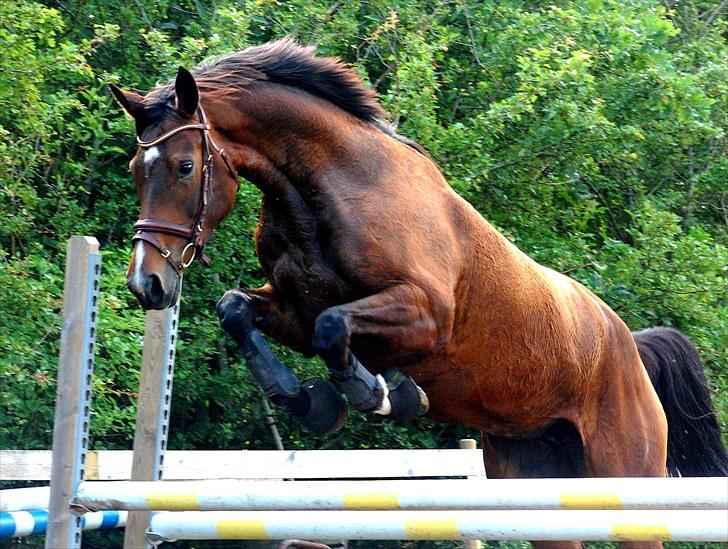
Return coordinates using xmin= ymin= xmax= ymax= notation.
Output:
xmin=217 ymin=286 xmax=347 ymax=434
xmin=218 ymin=283 xmax=312 ymax=353
xmin=313 ymin=283 xmax=452 ymax=420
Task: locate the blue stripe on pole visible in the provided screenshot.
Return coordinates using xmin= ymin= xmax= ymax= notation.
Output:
xmin=30 ymin=509 xmax=48 ymax=535
xmin=0 ymin=512 xmax=17 ymax=539
xmin=99 ymin=510 xmax=120 ymax=530
xmin=0 ymin=509 xmax=125 ymax=539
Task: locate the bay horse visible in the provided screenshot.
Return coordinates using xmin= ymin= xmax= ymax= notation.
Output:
xmin=111 ymin=38 xmax=727 ymax=548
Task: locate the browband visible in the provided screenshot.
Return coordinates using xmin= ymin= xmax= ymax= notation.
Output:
xmin=137 ymin=124 xmax=208 ymax=148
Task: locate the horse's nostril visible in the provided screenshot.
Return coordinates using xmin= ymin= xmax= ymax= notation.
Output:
xmin=147 ymin=274 xmax=165 ymax=304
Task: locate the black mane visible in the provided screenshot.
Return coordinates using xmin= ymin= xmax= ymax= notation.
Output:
xmin=140 ymin=38 xmax=426 ymax=155
xmin=145 ymin=38 xmax=385 ymax=123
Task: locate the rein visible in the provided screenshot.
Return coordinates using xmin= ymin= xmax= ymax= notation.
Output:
xmin=133 ymin=105 xmax=236 ymax=276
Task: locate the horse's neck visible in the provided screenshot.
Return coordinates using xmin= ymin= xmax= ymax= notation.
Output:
xmin=210 ymin=86 xmax=388 ymax=193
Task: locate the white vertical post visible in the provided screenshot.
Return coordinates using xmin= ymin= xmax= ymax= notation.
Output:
xmin=459 ymin=438 xmax=483 ymax=549
xmin=46 ymin=236 xmax=101 ymax=549
xmin=123 ymin=298 xmax=180 ymax=549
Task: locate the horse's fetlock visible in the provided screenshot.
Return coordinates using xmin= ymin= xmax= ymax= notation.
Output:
xmin=331 ymin=353 xmax=383 ymax=412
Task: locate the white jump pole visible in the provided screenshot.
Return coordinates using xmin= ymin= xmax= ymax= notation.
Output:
xmin=46 ymin=236 xmax=101 ymax=549
xmin=1 ymin=487 xmax=51 ymax=512
xmin=146 ymin=509 xmax=728 ymax=543
xmin=73 ymin=476 xmax=728 ymax=512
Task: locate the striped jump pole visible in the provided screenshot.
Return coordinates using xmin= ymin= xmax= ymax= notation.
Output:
xmin=0 ymin=487 xmax=51 ymax=512
xmin=73 ymin=477 xmax=728 ymax=512
xmin=0 ymin=510 xmax=126 ymax=539
xmin=146 ymin=509 xmax=728 ymax=543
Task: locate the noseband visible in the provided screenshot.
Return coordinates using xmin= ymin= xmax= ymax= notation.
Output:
xmin=133 ymin=105 xmax=236 ymax=276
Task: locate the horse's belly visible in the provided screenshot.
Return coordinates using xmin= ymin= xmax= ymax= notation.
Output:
xmin=407 ymin=354 xmax=582 ymax=435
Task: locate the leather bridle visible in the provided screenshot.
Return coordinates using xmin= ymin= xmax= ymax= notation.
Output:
xmin=133 ymin=105 xmax=236 ymax=276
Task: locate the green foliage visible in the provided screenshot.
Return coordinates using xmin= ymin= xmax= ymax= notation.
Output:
xmin=0 ymin=249 xmax=63 ymax=447
xmin=1 ymin=0 xmax=725 ymax=521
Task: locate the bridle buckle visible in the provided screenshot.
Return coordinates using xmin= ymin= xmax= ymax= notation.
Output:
xmin=180 ymin=242 xmax=197 ymax=270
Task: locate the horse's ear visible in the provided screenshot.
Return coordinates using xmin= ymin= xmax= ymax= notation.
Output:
xmin=109 ymin=84 xmax=145 ymax=120
xmin=174 ymin=67 xmax=199 ymax=117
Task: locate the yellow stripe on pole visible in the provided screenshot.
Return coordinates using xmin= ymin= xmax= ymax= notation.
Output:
xmin=343 ymin=493 xmax=400 ymax=509
xmin=560 ymin=493 xmax=622 ymax=509
xmin=145 ymin=493 xmax=199 ymax=510
xmin=216 ymin=519 xmax=268 ymax=539
xmin=404 ymin=518 xmax=459 ymax=539
xmin=611 ymin=523 xmax=672 ymax=541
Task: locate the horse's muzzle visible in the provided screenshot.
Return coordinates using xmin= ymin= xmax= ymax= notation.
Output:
xmin=127 ymin=272 xmax=175 ymax=310
xmin=127 ymin=240 xmax=182 ymax=310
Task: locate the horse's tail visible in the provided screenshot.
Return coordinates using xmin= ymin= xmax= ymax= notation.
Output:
xmin=633 ymin=326 xmax=727 ymax=476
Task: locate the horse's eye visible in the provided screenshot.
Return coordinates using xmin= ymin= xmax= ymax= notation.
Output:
xmin=177 ymin=161 xmax=194 ymax=177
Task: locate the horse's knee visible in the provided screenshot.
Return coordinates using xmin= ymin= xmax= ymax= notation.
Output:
xmin=216 ymin=289 xmax=254 ymax=344
xmin=312 ymin=308 xmax=350 ymax=368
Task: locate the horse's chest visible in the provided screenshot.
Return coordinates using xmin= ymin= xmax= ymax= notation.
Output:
xmin=256 ymin=203 xmax=351 ymax=316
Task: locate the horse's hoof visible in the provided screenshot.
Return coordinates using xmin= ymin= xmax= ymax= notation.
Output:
xmin=216 ymin=289 xmax=254 ymax=344
xmin=382 ymin=369 xmax=429 ymax=421
xmin=290 ymin=378 xmax=348 ymax=435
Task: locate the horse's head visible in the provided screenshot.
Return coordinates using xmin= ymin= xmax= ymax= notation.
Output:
xmin=110 ymin=68 xmax=238 ymax=310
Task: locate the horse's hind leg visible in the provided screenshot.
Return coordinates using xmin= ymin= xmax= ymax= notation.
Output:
xmin=579 ymin=337 xmax=668 ymax=549
xmin=482 ymin=423 xmax=586 ymax=549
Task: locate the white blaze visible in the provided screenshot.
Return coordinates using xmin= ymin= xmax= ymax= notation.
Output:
xmin=143 ymin=146 xmax=160 ymax=165
xmin=130 ymin=240 xmax=146 ymax=289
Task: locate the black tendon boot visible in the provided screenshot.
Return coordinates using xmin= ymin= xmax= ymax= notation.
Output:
xmin=240 ymin=330 xmax=347 ymax=434
xmin=330 ymin=353 xmax=385 ymax=412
